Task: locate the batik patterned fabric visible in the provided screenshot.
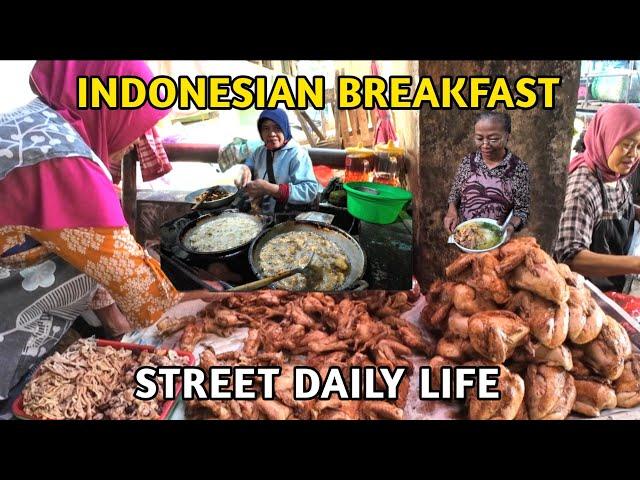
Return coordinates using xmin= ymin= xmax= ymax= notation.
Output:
xmin=447 ymin=150 xmax=531 ymax=225
xmin=0 ymin=226 xmax=180 ymax=328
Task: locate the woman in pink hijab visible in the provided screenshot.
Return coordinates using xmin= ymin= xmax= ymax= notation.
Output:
xmin=0 ymin=61 xmax=217 ymax=400
xmin=554 ymin=104 xmax=640 ymax=292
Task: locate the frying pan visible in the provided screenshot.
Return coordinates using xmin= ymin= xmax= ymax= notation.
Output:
xmin=179 ymin=210 xmax=271 ymax=262
xmin=248 ymin=220 xmax=366 ymax=291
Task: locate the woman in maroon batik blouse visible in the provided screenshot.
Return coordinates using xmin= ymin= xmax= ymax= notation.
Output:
xmin=444 ymin=112 xmax=531 ymax=240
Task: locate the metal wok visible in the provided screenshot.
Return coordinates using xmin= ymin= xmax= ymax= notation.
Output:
xmin=248 ymin=220 xmax=366 ymax=291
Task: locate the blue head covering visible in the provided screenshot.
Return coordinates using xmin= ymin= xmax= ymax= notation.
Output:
xmin=257 ymin=108 xmax=292 ymax=141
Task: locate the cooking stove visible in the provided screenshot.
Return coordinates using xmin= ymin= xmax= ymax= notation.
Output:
xmin=158 ymin=193 xmax=411 ymax=291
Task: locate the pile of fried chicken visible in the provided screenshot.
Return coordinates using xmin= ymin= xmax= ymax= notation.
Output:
xmin=422 ymin=236 xmax=640 ymax=420
xmin=155 ymin=287 xmax=431 ymax=420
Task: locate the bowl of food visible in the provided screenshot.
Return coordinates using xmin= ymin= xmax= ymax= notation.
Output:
xmin=185 ymin=185 xmax=238 ymax=209
xmin=449 ymin=218 xmax=507 ymax=253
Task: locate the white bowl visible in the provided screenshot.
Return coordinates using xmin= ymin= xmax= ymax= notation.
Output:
xmin=448 ymin=218 xmax=508 ymax=253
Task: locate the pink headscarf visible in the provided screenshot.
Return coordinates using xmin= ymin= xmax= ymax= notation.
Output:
xmin=0 ymin=61 xmax=170 ymax=230
xmin=568 ymin=104 xmax=640 ymax=182
xmin=30 ymin=60 xmax=169 ymax=170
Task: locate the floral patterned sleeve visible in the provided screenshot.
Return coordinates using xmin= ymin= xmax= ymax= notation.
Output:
xmin=27 ymin=227 xmax=181 ymax=328
xmin=512 ymin=161 xmax=531 ymax=227
xmin=447 ymin=155 xmax=472 ymax=206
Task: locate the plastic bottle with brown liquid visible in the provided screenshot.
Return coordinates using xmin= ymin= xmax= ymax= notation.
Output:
xmin=344 ymin=144 xmax=374 ymax=183
xmin=373 ymin=141 xmax=404 ymax=187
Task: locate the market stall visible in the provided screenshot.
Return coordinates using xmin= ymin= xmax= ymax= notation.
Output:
xmin=12 ymin=232 xmax=640 ymax=420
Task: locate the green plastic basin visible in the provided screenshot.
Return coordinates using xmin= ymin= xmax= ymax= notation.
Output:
xmin=343 ymin=182 xmax=412 ymax=224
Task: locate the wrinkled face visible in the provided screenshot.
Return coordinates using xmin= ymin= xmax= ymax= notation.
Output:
xmin=474 ymin=118 xmax=509 ymax=162
xmin=607 ymin=129 xmax=640 ymax=175
xmin=109 ymin=139 xmax=138 ymax=166
xmin=260 ymin=119 xmax=285 ymax=150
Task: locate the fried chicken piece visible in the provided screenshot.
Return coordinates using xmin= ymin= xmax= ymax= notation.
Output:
xmin=496 ymin=237 xmax=569 ymax=305
xmin=353 ymin=317 xmax=391 ymax=351
xmin=255 ymin=398 xmax=293 ymax=420
xmin=524 ymin=364 xmax=576 ymax=420
xmin=436 ymin=334 xmax=476 ymax=362
xmin=300 ymin=295 xmax=327 ymax=319
xmin=452 ymin=284 xmax=498 ymax=316
xmin=179 ymin=321 xmax=205 ymax=351
xmin=274 ymin=365 xmax=309 ymax=410
xmin=511 ymin=339 xmax=573 ymax=371
xmin=397 ymin=323 xmax=434 ymax=355
xmin=514 ymin=401 xmax=529 ymax=420
xmin=314 ymin=398 xmax=361 ymax=420
xmin=379 ymin=315 xmax=409 ymax=329
xmin=396 ymin=375 xmax=411 ymax=409
xmin=372 ymin=338 xmax=413 ymax=371
xmin=287 ymin=302 xmax=318 ymax=329
xmin=199 ymin=348 xmax=218 ymax=370
xmin=446 ymin=252 xmax=511 ymax=305
xmin=614 ymin=354 xmax=640 ymax=408
xmin=359 ymin=401 xmax=404 ymax=420
xmin=243 ymin=328 xmax=261 ymax=356
xmin=306 ymin=351 xmax=349 ymax=371
xmin=572 ymin=377 xmax=617 ymax=417
xmin=420 ymin=280 xmax=457 ymax=332
xmin=467 ymin=310 xmax=530 ymax=363
xmin=236 ymin=400 xmax=261 ymax=420
xmin=566 ymin=286 xmax=604 ymax=344
xmin=307 ymin=333 xmax=351 ymax=354
xmin=506 ymin=290 xmax=569 ymax=348
xmin=155 ymin=315 xmax=197 ymax=335
xmin=579 ymin=316 xmax=632 ymax=381
xmin=375 ymin=292 xmax=412 ymax=318
xmin=465 ymin=362 xmax=525 ymax=420
xmin=426 ymin=355 xmax=458 ymax=392
xmin=447 ymin=309 xmax=470 ymax=338
xmin=255 ymin=291 xmax=287 ymax=306
xmin=190 ymin=399 xmax=234 ymax=420
xmin=259 ymin=322 xmax=306 ymax=353
xmin=237 ymin=305 xmax=286 ymax=323
xmin=202 ymin=318 xmax=235 ymax=338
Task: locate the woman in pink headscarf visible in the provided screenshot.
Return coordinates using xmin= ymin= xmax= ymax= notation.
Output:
xmin=554 ymin=104 xmax=640 ymax=292
xmin=0 ymin=61 xmax=213 ymax=401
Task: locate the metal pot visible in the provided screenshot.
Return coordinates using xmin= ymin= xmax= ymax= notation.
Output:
xmin=179 ymin=210 xmax=272 ymax=263
xmin=248 ymin=220 xmax=367 ymax=291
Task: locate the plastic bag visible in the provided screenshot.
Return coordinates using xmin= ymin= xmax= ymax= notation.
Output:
xmin=605 ymin=291 xmax=640 ymax=319
xmin=217 ymin=137 xmax=261 ymax=172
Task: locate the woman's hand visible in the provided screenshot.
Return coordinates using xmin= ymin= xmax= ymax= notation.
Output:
xmin=444 ymin=209 xmax=459 ymax=234
xmin=94 ymin=304 xmax=132 ymax=338
xmin=234 ymin=165 xmax=252 ymax=188
xmin=504 ymin=224 xmax=516 ymax=241
xmin=245 ymin=179 xmax=279 ymax=198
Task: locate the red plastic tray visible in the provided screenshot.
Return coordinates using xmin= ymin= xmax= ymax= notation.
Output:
xmin=12 ymin=339 xmax=195 ymax=420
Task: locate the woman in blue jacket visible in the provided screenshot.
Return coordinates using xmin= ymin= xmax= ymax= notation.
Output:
xmin=235 ymin=108 xmax=319 ymax=214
